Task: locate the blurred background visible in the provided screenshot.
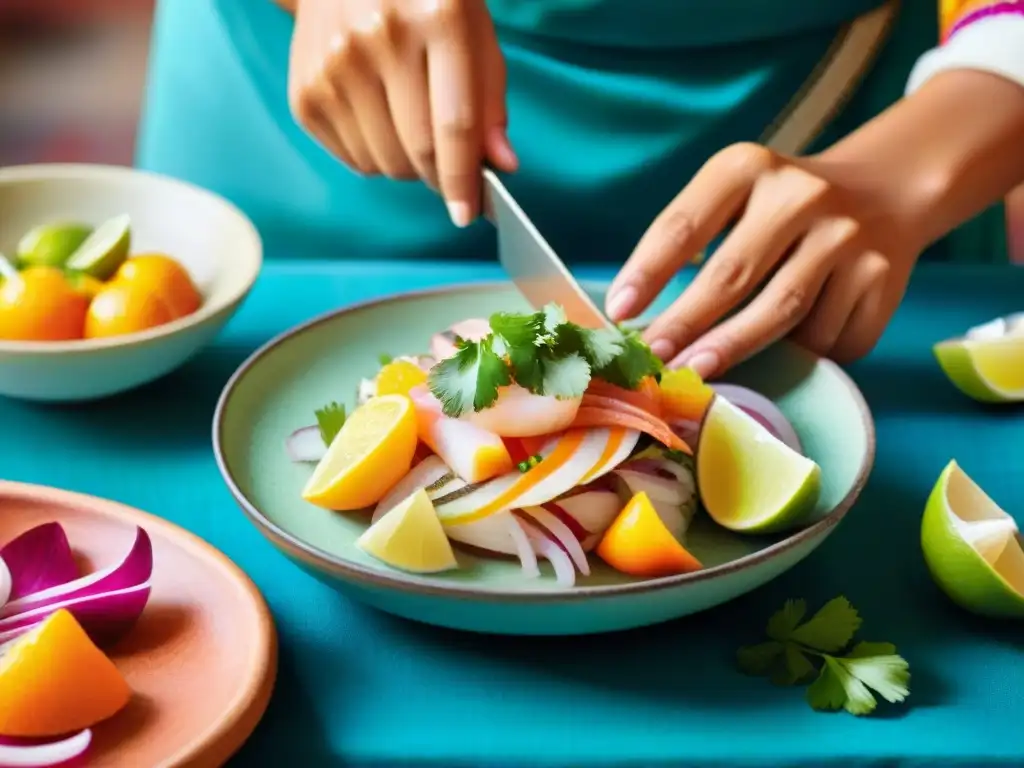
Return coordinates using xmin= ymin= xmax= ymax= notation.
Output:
xmin=1 ymin=0 xmax=1021 ymax=260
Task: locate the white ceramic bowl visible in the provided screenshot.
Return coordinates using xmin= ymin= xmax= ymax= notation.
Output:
xmin=0 ymin=164 xmax=262 ymax=401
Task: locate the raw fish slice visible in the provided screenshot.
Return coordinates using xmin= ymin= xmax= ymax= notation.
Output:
xmin=585 ymin=377 xmax=662 ymax=417
xmin=571 ymin=405 xmax=691 ymax=453
xmin=409 ymin=386 xmax=513 ymax=483
xmin=468 ymin=384 xmax=581 ymax=437
xmin=429 ymin=318 xmax=491 ymax=360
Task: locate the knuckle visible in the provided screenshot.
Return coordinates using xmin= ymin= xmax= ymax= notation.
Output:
xmin=827 ymin=216 xmax=861 ymax=250
xmin=288 ymin=83 xmax=320 ymax=125
xmin=425 ymin=0 xmax=466 ymax=26
xmin=773 ymin=282 xmax=813 ymax=324
xmin=438 ymin=112 xmax=477 ymax=141
xmin=706 ymin=256 xmax=757 ymax=299
xmin=325 ymin=32 xmax=359 ymax=70
xmin=719 ymin=141 xmax=774 ymax=175
xmin=658 ymin=207 xmax=696 ymax=246
xmin=411 ymin=143 xmax=436 ymax=170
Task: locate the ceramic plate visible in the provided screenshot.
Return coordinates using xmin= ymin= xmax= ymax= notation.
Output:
xmin=0 ymin=481 xmax=277 ymax=767
xmin=214 ymin=283 xmax=875 ymax=635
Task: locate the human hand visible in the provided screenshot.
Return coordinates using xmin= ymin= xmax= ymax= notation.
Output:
xmin=604 ymin=142 xmax=930 ymax=379
xmin=287 ymin=0 xmax=518 ymax=226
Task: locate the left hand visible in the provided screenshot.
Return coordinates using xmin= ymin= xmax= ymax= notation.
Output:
xmin=604 ymin=142 xmax=929 ymax=379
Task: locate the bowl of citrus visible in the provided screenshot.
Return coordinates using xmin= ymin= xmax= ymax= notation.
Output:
xmin=0 ymin=164 xmax=261 ymax=401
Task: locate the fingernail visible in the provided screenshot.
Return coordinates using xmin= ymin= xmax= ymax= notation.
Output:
xmin=674 ymin=349 xmax=720 ymax=378
xmin=448 ymin=201 xmax=473 ymax=228
xmin=649 ymin=338 xmax=676 ymax=360
xmin=606 ymin=285 xmax=638 ymax=321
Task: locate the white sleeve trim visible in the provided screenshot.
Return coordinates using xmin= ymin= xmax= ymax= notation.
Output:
xmin=906 ymin=13 xmax=1024 ymax=95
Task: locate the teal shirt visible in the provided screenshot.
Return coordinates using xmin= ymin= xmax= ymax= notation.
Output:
xmin=136 ymin=0 xmax=1007 ymax=265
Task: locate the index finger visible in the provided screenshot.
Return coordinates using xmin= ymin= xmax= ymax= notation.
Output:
xmin=427 ymin=10 xmax=480 ymax=227
xmin=606 ymin=143 xmax=774 ymax=321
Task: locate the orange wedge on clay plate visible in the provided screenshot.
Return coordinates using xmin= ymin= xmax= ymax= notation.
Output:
xmin=596 ymin=491 xmax=703 ymax=577
xmin=0 ymin=609 xmax=131 ymax=737
xmin=921 ymin=460 xmax=1024 ymax=618
xmin=933 ymin=313 xmax=1024 ymax=403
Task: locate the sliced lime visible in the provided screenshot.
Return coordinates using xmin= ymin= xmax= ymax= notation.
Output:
xmin=921 ymin=460 xmax=1024 ymax=618
xmin=64 ymin=214 xmax=131 ymax=280
xmin=15 ymin=222 xmax=93 ymax=269
xmin=357 ymin=488 xmax=458 ymax=573
xmin=696 ymin=395 xmax=821 ymax=534
xmin=934 ymin=315 xmax=1024 ymax=403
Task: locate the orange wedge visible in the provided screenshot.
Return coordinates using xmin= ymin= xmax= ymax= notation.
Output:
xmin=596 ymin=491 xmax=703 ymax=577
xmin=302 ymin=394 xmax=418 ymax=510
xmin=0 ymin=609 xmax=131 ymax=737
xmin=659 ymin=368 xmax=714 ymax=421
xmin=376 ymin=360 xmax=429 ymax=397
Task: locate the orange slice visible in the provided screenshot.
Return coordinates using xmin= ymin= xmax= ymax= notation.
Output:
xmin=376 ymin=360 xmax=429 ymax=397
xmin=596 ymin=491 xmax=703 ymax=577
xmin=302 ymin=394 xmax=418 ymax=510
xmin=659 ymin=368 xmax=714 ymax=421
xmin=0 ymin=609 xmax=131 ymax=737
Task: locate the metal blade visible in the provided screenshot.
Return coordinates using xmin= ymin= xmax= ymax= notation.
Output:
xmin=482 ymin=169 xmax=613 ymax=329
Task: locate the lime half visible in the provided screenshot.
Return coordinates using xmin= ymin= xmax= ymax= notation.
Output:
xmin=921 ymin=460 xmax=1024 ymax=618
xmin=934 ymin=314 xmax=1024 ymax=403
xmin=697 ymin=395 xmax=821 ymax=534
xmin=64 ymin=214 xmax=131 ymax=280
xmin=357 ymin=488 xmax=458 ymax=573
xmin=15 ymin=222 xmax=93 ymax=269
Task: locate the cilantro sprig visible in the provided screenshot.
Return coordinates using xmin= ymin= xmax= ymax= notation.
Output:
xmin=428 ymin=304 xmax=662 ymax=418
xmin=737 ymin=597 xmax=910 ymax=716
xmin=314 ymin=401 xmax=346 ymax=445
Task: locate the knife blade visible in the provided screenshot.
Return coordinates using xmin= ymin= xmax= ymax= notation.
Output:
xmin=481 ymin=169 xmax=614 ymax=330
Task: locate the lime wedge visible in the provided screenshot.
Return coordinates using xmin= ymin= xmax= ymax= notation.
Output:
xmin=697 ymin=395 xmax=821 ymax=534
xmin=15 ymin=223 xmax=93 ymax=269
xmin=357 ymin=488 xmax=458 ymax=573
xmin=64 ymin=214 xmax=131 ymax=280
xmin=921 ymin=460 xmax=1024 ymax=618
xmin=933 ymin=314 xmax=1024 ymax=403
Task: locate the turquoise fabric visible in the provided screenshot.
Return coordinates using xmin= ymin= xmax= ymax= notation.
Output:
xmin=136 ymin=0 xmax=1007 ymax=265
xmin=4 ymin=261 xmax=1023 ymax=766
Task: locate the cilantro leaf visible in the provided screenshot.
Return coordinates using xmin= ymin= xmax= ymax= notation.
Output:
xmin=772 ymin=644 xmax=817 ymax=686
xmin=540 ymin=352 xmax=591 ymax=398
xmin=490 ymin=310 xmax=545 ymax=348
xmin=428 ymin=337 xmax=511 ymax=417
xmin=314 ymin=402 xmax=346 ymax=445
xmin=737 ymin=641 xmax=784 ymax=676
xmin=806 ymin=649 xmax=909 ymax=716
xmin=378 ymin=353 xmax=393 ymax=366
xmin=766 ymin=599 xmax=807 ymax=641
xmin=789 ymin=596 xmax=862 ymax=652
xmin=594 ymin=329 xmax=663 ymax=389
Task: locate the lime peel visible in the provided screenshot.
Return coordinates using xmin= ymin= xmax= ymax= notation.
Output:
xmin=921 ymin=460 xmax=1024 ymax=618
xmin=64 ymin=214 xmax=132 ymax=280
xmin=934 ymin=314 xmax=1024 ymax=403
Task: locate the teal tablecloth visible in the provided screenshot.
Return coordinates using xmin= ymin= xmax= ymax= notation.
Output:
xmin=3 ymin=261 xmax=1024 ymax=767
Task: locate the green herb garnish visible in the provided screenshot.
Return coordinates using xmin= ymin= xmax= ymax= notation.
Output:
xmin=428 ymin=304 xmax=662 ymax=418
xmin=517 ymin=454 xmax=543 ymax=473
xmin=737 ymin=597 xmax=910 ymax=716
xmin=314 ymin=401 xmax=347 ymax=445
xmin=378 ymin=353 xmax=393 ymax=366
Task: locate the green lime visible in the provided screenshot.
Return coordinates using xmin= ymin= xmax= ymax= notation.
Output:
xmin=357 ymin=489 xmax=458 ymax=573
xmin=15 ymin=222 xmax=93 ymax=269
xmin=64 ymin=214 xmax=132 ymax=280
xmin=921 ymin=460 xmax=1024 ymax=618
xmin=934 ymin=316 xmax=1024 ymax=403
xmin=696 ymin=395 xmax=821 ymax=534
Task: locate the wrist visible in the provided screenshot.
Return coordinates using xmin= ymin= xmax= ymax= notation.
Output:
xmin=817 ymin=69 xmax=1024 ymax=246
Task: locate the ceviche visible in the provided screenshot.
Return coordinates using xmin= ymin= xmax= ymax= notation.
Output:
xmin=286 ymin=305 xmax=821 ymax=587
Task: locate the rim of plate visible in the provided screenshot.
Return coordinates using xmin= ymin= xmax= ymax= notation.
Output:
xmin=0 ymin=479 xmax=277 ymax=765
xmin=0 ymin=163 xmax=263 ymax=355
xmin=213 ymin=281 xmax=877 ymax=603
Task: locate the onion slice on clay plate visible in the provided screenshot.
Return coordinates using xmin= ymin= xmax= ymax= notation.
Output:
xmin=709 ymin=383 xmax=802 ymax=454
xmin=0 ymin=730 xmax=92 ymax=768
xmin=0 ymin=523 xmax=78 ymax=605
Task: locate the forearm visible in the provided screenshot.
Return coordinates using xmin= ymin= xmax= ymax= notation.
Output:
xmin=819 ymin=68 xmax=1024 ymax=246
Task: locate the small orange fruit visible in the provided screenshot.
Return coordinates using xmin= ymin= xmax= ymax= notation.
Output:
xmin=659 ymin=368 xmax=715 ymax=422
xmin=376 ymin=360 xmax=429 ymax=397
xmin=114 ymin=253 xmax=202 ymax=319
xmin=596 ymin=491 xmax=703 ymax=577
xmin=0 ymin=267 xmax=89 ymax=341
xmin=67 ymin=273 xmax=106 ymax=300
xmin=85 ymin=281 xmax=176 ymax=339
xmin=0 ymin=609 xmax=132 ymax=737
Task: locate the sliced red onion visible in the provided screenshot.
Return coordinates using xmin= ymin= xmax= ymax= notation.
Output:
xmin=0 ymin=560 xmax=10 ymax=610
xmin=0 ymin=524 xmax=78 ymax=603
xmin=444 ymin=511 xmax=540 ymax=578
xmin=517 ymin=507 xmax=590 ymax=575
xmin=0 ymin=582 xmax=151 ymax=648
xmin=710 ymin=383 xmax=803 ymax=454
xmin=372 ymin=456 xmax=451 ymax=523
xmin=285 ymin=425 xmax=326 ymax=463
xmin=668 ymin=418 xmax=701 ymax=448
xmin=550 ymin=489 xmax=623 ymax=550
xmin=0 ymin=527 xmax=152 ymax=621
xmin=0 ymin=730 xmax=92 ymax=768
xmin=522 ymin=522 xmax=576 ymax=588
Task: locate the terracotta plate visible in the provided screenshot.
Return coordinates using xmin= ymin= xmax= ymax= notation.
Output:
xmin=0 ymin=481 xmax=277 ymax=767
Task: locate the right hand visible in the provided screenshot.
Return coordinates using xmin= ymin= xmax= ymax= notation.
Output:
xmin=288 ymin=0 xmax=518 ymax=226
